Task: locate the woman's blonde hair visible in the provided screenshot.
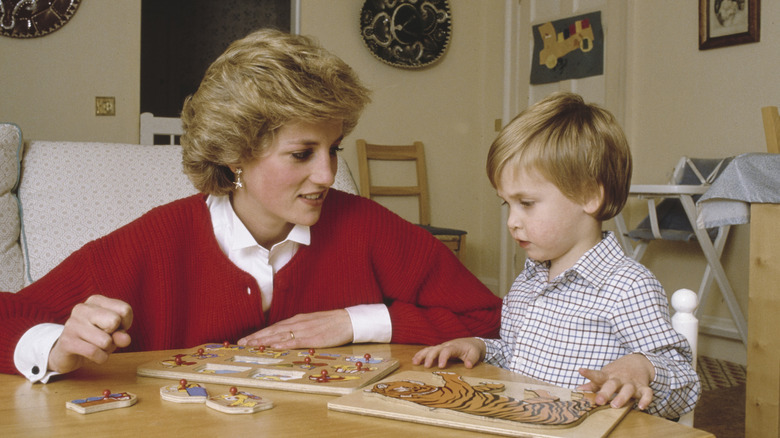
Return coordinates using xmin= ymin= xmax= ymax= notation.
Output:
xmin=486 ymin=92 xmax=631 ymax=221
xmin=181 ymin=29 xmax=371 ymax=195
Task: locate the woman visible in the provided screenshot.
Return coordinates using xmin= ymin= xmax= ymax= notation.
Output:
xmin=0 ymin=29 xmax=500 ymax=382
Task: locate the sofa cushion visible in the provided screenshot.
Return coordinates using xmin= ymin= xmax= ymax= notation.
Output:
xmin=0 ymin=123 xmax=24 ymax=292
xmin=18 ymin=142 xmax=198 ymax=285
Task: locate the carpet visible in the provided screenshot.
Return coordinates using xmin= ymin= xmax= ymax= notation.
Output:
xmin=694 ymin=356 xmax=746 ymax=438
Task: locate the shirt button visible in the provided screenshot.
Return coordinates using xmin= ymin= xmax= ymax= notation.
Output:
xmin=32 ymin=366 xmax=40 ymax=375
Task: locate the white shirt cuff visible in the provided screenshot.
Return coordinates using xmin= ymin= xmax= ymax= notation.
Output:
xmin=14 ymin=323 xmax=64 ymax=383
xmin=345 ymin=304 xmax=392 ymax=343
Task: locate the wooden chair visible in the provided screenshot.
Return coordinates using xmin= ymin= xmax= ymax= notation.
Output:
xmin=670 ymin=288 xmax=699 ymax=427
xmin=762 ymin=106 xmax=780 ymax=153
xmin=356 ymin=139 xmax=466 ymax=259
xmin=140 ymin=112 xmax=183 ymax=145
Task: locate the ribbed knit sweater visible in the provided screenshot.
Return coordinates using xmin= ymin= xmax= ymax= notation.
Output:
xmin=0 ymin=191 xmax=501 ymax=375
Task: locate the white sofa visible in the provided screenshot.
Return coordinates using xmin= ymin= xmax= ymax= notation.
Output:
xmin=0 ymin=122 xmax=359 ymax=293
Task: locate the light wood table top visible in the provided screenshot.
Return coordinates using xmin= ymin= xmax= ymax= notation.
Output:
xmin=0 ymin=344 xmax=712 ymax=437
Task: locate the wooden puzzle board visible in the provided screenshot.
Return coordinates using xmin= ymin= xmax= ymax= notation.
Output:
xmin=137 ymin=343 xmax=399 ymax=395
xmin=328 ymin=371 xmax=630 ymax=438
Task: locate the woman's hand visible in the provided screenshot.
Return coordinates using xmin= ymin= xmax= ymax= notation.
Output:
xmin=48 ymin=295 xmax=133 ymax=374
xmin=411 ymin=337 xmax=486 ymax=369
xmin=577 ymin=353 xmax=655 ymax=411
xmin=238 ymin=309 xmax=353 ymax=349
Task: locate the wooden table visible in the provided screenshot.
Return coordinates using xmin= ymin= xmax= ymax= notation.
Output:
xmin=746 ymin=203 xmax=780 ymax=437
xmin=0 ymin=344 xmax=712 ymax=437
xmin=694 ymin=153 xmax=780 ymax=437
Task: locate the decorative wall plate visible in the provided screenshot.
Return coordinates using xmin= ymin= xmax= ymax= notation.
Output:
xmin=359 ymin=0 xmax=452 ymax=69
xmin=1 ymin=0 xmax=81 ymax=39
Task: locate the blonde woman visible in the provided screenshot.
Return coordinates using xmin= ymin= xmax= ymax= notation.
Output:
xmin=1 ymin=30 xmax=501 ymax=382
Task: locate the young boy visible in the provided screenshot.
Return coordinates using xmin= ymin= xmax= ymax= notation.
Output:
xmin=412 ymin=92 xmax=700 ymax=419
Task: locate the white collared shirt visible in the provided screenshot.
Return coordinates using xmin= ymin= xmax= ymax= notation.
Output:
xmin=207 ymin=194 xmax=308 ymax=311
xmin=206 ymin=195 xmax=390 ymax=342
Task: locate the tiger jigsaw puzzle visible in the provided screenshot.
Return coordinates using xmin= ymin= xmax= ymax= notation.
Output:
xmin=328 ymin=371 xmax=630 ymax=437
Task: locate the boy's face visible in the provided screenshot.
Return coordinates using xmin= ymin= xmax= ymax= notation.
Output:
xmin=497 ymin=166 xmax=602 ymax=277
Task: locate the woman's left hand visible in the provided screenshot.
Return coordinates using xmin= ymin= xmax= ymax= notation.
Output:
xmin=237 ymin=309 xmax=353 ymax=349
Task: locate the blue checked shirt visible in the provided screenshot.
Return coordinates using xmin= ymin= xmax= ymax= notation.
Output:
xmin=482 ymin=232 xmax=700 ymax=419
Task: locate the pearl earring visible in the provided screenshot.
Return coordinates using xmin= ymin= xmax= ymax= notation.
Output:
xmin=233 ymin=168 xmax=243 ymax=189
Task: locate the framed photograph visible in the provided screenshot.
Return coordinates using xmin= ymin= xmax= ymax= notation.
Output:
xmin=699 ymin=0 xmax=760 ymax=50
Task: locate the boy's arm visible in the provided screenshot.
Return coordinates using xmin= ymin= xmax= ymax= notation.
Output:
xmin=610 ymin=274 xmax=701 ymax=419
xmin=481 ymin=337 xmax=513 ymax=367
xmin=634 ymin=346 xmax=700 ymax=418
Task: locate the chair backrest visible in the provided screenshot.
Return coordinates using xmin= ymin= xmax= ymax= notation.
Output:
xmin=356 ymin=139 xmax=432 ymax=226
xmin=762 ymin=106 xmax=780 ymax=154
xmin=670 ymin=157 xmax=731 ymax=186
xmin=140 ymin=112 xmax=184 ymax=145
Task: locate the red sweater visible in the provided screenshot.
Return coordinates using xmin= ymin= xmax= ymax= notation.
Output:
xmin=0 ymin=191 xmax=500 ymax=374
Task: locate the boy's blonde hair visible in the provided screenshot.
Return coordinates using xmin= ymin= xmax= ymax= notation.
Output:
xmin=486 ymin=92 xmax=631 ymax=221
xmin=181 ymin=29 xmax=372 ymax=195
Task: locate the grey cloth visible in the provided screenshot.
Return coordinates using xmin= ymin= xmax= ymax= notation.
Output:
xmin=697 ymin=153 xmax=780 ymax=228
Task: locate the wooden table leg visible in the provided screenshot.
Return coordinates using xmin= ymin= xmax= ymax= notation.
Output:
xmin=746 ymin=203 xmax=780 ymax=437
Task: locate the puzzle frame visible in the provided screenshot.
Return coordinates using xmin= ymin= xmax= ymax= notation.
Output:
xmin=328 ymin=371 xmax=631 ymax=438
xmin=137 ymin=343 xmax=400 ymax=395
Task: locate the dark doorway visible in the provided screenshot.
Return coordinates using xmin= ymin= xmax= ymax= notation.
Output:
xmin=141 ymin=0 xmax=291 ymax=117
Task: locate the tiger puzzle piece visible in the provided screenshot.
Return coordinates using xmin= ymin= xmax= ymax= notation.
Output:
xmin=205 ymin=386 xmax=274 ymax=414
xmin=65 ymin=389 xmax=138 ymax=414
xmin=369 ymin=371 xmax=601 ymax=427
xmin=329 ymin=371 xmax=629 ymax=436
xmin=160 ymin=379 xmax=209 ymax=403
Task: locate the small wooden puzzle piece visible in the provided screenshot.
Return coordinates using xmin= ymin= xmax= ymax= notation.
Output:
xmin=205 ymin=386 xmax=274 ymax=414
xmin=161 ymin=354 xmax=197 ymax=368
xmin=160 ymin=379 xmax=209 ymax=403
xmin=369 ymin=372 xmax=600 ymax=427
xmin=66 ymin=389 xmax=137 ymax=414
xmin=307 ymin=368 xmax=360 ymax=383
xmin=333 ymin=362 xmax=377 ymax=374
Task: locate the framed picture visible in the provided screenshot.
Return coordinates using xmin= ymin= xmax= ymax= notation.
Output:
xmin=699 ymin=0 xmax=760 ymax=50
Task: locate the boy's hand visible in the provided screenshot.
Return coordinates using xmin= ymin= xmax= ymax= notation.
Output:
xmin=577 ymin=353 xmax=655 ymax=411
xmin=48 ymin=295 xmax=133 ymax=374
xmin=411 ymin=337 xmax=486 ymax=369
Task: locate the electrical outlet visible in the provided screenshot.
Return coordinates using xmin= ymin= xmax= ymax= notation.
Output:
xmin=95 ymin=96 xmax=116 ymax=116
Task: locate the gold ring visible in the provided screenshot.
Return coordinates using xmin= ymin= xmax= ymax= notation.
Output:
xmin=289 ymin=331 xmax=295 ymax=340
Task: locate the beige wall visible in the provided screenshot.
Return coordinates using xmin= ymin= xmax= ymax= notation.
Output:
xmin=621 ymin=1 xmax=780 ymax=363
xmin=299 ymin=0 xmax=506 ymax=290
xmin=2 ymin=0 xmax=778 ymax=362
xmin=0 ymin=1 xmax=141 ymax=143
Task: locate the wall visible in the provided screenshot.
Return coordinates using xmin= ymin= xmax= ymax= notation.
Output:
xmin=2 ymin=0 xmax=778 ymax=362
xmin=302 ymin=0 xmax=507 ymax=290
xmin=0 ymin=1 xmax=141 ymax=143
xmin=0 ymin=0 xmax=507 ymax=292
xmin=623 ymin=0 xmax=780 ymax=364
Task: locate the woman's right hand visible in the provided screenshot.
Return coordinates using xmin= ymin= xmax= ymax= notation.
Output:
xmin=48 ymin=295 xmax=133 ymax=374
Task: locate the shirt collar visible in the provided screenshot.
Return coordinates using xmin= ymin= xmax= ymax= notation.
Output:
xmin=207 ymin=194 xmax=310 ymax=252
xmin=567 ymin=231 xmax=625 ymax=287
xmin=522 ymin=231 xmax=624 ymax=288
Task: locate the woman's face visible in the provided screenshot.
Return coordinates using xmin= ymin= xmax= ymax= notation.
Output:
xmin=231 ymin=119 xmax=344 ymax=248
